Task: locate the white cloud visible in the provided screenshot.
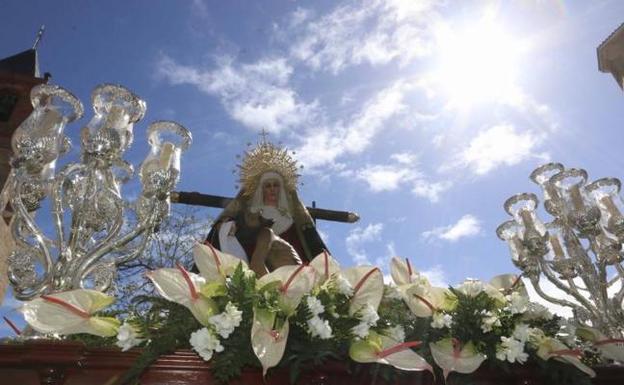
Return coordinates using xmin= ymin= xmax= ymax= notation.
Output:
xmin=451 ymin=123 xmax=546 ymax=175
xmin=421 ymin=265 xmax=448 ymax=287
xmin=156 ymin=55 xmax=316 ymax=134
xmin=411 ymin=180 xmax=452 ymax=203
xmin=288 ymin=0 xmax=439 ymax=73
xmin=346 ymin=223 xmax=384 ymax=265
xmin=356 ymin=164 xmax=416 ymax=192
xmin=294 ymin=81 xmax=409 ymax=169
xmin=422 ymin=214 xmax=481 ymax=242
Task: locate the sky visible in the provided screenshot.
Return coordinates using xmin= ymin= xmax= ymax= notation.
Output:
xmin=1 ymin=0 xmax=624 ymax=336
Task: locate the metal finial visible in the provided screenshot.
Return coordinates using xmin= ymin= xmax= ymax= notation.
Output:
xmin=33 ymin=25 xmax=45 ymax=50
xmin=259 ymin=128 xmax=269 ymax=143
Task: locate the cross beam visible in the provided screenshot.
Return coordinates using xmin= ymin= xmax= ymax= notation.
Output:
xmin=171 ymin=191 xmax=360 ymax=224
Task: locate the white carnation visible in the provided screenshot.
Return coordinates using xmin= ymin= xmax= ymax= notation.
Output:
xmin=512 ymin=323 xmax=530 ymax=343
xmin=480 ymin=310 xmax=501 ymax=332
xmin=116 ymin=322 xmax=143 ymax=352
xmin=351 ymin=304 xmax=379 ymax=339
xmin=457 ymin=279 xmax=485 ymax=297
xmin=335 ymin=275 xmax=354 ymax=296
xmin=431 ymin=312 xmax=453 ymax=329
xmin=306 ymin=296 xmax=325 ymax=316
xmin=307 ymin=316 xmax=333 ymax=339
xmin=352 ymin=322 xmax=372 ymax=338
xmin=496 ymin=336 xmax=528 ymax=364
xmin=384 ymin=285 xmax=402 ymax=300
xmin=507 ymin=292 xmax=529 ymax=314
xmin=190 ymin=328 xmax=224 ymax=361
xmin=209 ymin=302 xmax=243 ymax=339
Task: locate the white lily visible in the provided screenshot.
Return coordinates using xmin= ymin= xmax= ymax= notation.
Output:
xmin=256 ymin=264 xmax=316 ymax=315
xmin=403 ymin=283 xmax=455 ymax=318
xmin=350 ymin=331 xmax=432 ymax=373
xmin=390 ymin=257 xmax=429 ymax=288
xmin=251 ymin=307 xmax=290 ymax=376
xmin=22 ymin=289 xmax=120 ymax=337
xmin=147 ymin=263 xmax=218 ymax=326
xmin=429 ymin=338 xmax=487 ymax=381
xmin=193 ymin=242 xmax=249 ymax=283
xmin=343 ymin=266 xmax=384 ymax=315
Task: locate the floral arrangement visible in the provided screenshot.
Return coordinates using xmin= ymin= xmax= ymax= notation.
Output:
xmin=18 ymin=244 xmax=624 ymax=384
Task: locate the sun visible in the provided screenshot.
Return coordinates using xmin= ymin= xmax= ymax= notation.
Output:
xmin=431 ymin=17 xmax=530 ymax=110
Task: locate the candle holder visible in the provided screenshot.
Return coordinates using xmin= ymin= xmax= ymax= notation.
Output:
xmin=0 ymin=84 xmax=192 ymax=300
xmin=498 ymin=163 xmax=624 ymax=338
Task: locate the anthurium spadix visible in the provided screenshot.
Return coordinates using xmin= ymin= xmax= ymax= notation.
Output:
xmin=251 ymin=308 xmax=290 ymax=376
xmin=22 ymin=289 xmax=120 ymax=337
xmin=403 ymin=284 xmax=454 ymax=318
xmin=309 ymin=250 xmax=341 ymax=286
xmin=147 ymin=264 xmax=218 ymax=326
xmin=535 ymin=337 xmax=596 ymax=377
xmin=576 ymin=326 xmax=624 ymax=362
xmin=193 ymin=242 xmax=249 ymax=283
xmin=390 ymin=257 xmax=429 ymax=288
xmin=343 ymin=266 xmax=383 ymax=315
xmin=256 ymin=264 xmax=316 ymax=315
xmin=429 ymin=338 xmax=486 ymax=381
xmin=350 ymin=331 xmax=433 ymax=373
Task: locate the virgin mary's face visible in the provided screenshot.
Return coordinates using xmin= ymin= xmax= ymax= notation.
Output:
xmin=262 ymin=178 xmax=280 ymax=207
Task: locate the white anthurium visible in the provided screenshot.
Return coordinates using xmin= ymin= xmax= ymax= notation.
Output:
xmin=535 ymin=336 xmax=596 ymax=377
xmin=343 ymin=266 xmax=384 ymax=315
xmin=257 ymin=264 xmax=316 ymax=315
xmin=489 ymin=274 xmax=528 ymax=297
xmin=251 ymin=307 xmax=290 ymax=376
xmin=147 ymin=263 xmax=218 ymax=326
xmin=22 ymin=289 xmax=120 ymax=337
xmin=390 ymin=257 xmax=429 ymax=288
xmin=576 ymin=326 xmax=624 ymax=363
xmin=429 ymin=338 xmax=487 ymax=381
xmin=350 ymin=331 xmax=433 ymax=373
xmin=308 ymin=250 xmax=341 ymax=286
xmin=193 ymin=242 xmax=249 ymax=283
xmin=402 ymin=284 xmax=455 ymax=318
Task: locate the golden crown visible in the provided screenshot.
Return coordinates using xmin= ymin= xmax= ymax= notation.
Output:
xmin=236 ymin=136 xmax=301 ymax=197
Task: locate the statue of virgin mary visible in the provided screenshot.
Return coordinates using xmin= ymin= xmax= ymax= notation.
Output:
xmin=205 ymin=139 xmax=327 ymax=276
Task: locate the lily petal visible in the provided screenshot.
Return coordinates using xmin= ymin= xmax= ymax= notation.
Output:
xmin=194 ymin=242 xmax=248 ymax=283
xmin=489 ymin=274 xmax=528 ymax=297
xmin=429 ymin=338 xmax=486 ymax=380
xmin=390 ymin=257 xmax=422 ymax=287
xmin=343 ymin=266 xmax=383 ymax=315
xmin=403 ymin=285 xmax=450 ymax=318
xmin=537 ymin=337 xmax=596 ymax=377
xmin=21 ymin=289 xmax=120 ymax=337
xmin=576 ymin=326 xmax=624 ymax=362
xmin=251 ymin=309 xmax=290 ymax=377
xmin=147 ymin=267 xmax=217 ymax=326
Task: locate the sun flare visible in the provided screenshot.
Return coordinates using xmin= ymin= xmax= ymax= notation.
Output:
xmin=432 ymin=18 xmax=530 ymax=109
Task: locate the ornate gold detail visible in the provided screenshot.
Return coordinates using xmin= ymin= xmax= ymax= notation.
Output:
xmin=237 ymin=137 xmax=300 ymax=197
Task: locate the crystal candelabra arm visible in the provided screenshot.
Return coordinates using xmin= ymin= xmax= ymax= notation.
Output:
xmin=537 ymin=257 xmax=601 ymax=318
xmin=528 ymin=275 xmax=579 ymax=309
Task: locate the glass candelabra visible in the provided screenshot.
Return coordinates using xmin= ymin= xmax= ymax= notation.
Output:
xmin=0 ymin=84 xmax=192 ymax=300
xmin=498 ymin=163 xmax=624 ymax=338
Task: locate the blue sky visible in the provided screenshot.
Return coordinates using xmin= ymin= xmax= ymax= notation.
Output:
xmin=1 ymin=0 xmax=623 ymax=335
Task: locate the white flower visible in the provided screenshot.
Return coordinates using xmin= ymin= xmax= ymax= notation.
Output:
xmin=208 ymin=302 xmax=243 ymax=339
xmin=496 ymin=336 xmax=528 ymax=364
xmin=190 ymin=327 xmax=224 ymax=361
xmin=525 ymin=302 xmax=553 ymax=320
xmin=360 ymin=304 xmax=379 ymax=325
xmin=512 ymin=323 xmax=530 ymax=343
xmin=385 ymin=325 xmax=405 ymax=342
xmin=431 ymin=312 xmax=453 ymax=329
xmin=306 ymin=296 xmax=325 ymax=316
xmin=507 ymin=292 xmax=529 ymax=314
xmin=384 ymin=285 xmax=402 ymax=300
xmin=457 ymin=279 xmax=485 ymax=297
xmin=480 ymin=310 xmax=501 ymax=332
xmin=307 ymin=316 xmax=333 ymax=339
xmin=116 ymin=322 xmax=143 ymax=352
xmin=335 ymin=275 xmax=354 ymax=296
xmin=557 ymin=319 xmax=577 ymax=345
xmin=351 ymin=304 xmax=379 ymax=339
